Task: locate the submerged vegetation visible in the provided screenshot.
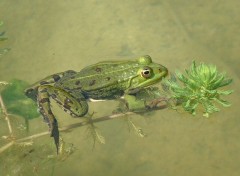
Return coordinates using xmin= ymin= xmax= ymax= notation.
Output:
xmin=0 ymin=21 xmax=10 ymax=57
xmin=1 ymin=79 xmax=39 ymax=119
xmin=0 ymin=60 xmax=233 ymax=175
xmin=163 ymin=61 xmax=233 ymax=117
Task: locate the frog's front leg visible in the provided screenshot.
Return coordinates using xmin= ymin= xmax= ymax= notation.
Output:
xmin=124 ymin=94 xmax=146 ymax=112
xmin=37 ymin=85 xmax=88 ymax=153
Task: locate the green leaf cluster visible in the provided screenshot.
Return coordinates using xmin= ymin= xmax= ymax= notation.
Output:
xmin=1 ymin=79 xmax=40 ymax=119
xmin=163 ymin=61 xmax=233 ymax=117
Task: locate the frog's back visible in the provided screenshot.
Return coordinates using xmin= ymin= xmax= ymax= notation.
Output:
xmin=79 ymin=60 xmax=139 ymax=87
xmin=79 ymin=60 xmax=138 ymax=76
xmin=56 ymin=60 xmax=140 ymax=100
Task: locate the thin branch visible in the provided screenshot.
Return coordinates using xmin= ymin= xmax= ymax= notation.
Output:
xmin=0 ymin=141 xmax=14 ymax=153
xmin=16 ymin=111 xmax=135 ymax=143
xmin=0 ymin=112 xmax=134 ymax=154
xmin=0 ymin=94 xmax=13 ymax=136
xmin=0 ymin=99 xmax=170 ymax=154
xmin=16 ymin=102 xmax=169 ymax=143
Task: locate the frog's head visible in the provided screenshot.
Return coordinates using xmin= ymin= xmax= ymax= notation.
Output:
xmin=127 ymin=55 xmax=168 ymax=93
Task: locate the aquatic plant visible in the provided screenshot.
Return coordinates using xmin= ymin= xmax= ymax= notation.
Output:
xmin=1 ymin=79 xmax=40 ymax=119
xmin=0 ymin=21 xmax=10 ymax=57
xmin=86 ymin=116 xmax=106 ymax=148
xmin=163 ymin=61 xmax=233 ymax=117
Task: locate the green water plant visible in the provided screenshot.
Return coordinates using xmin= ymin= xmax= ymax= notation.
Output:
xmin=1 ymin=79 xmax=40 ymax=119
xmin=0 ymin=21 xmax=10 ymax=57
xmin=163 ymin=61 xmax=233 ymax=117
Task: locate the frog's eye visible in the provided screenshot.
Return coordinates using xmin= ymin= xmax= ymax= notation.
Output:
xmin=141 ymin=67 xmax=152 ymax=78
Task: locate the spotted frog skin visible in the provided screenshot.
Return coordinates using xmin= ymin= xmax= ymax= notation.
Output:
xmin=25 ymin=55 xmax=168 ymax=151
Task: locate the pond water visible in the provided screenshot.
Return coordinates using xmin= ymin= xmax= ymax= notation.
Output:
xmin=0 ymin=0 xmax=239 ymax=176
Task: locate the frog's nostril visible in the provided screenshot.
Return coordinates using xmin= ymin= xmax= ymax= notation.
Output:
xmin=158 ymin=68 xmax=164 ymax=73
xmin=159 ymin=67 xmax=168 ymax=76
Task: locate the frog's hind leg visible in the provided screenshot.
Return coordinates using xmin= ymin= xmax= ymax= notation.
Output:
xmin=37 ymin=85 xmax=88 ymax=153
xmin=37 ymin=85 xmax=60 ymax=153
xmin=47 ymin=88 xmax=89 ymax=118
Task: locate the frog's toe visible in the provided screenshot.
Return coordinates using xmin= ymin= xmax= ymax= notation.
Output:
xmin=50 ymin=119 xmax=60 ymax=154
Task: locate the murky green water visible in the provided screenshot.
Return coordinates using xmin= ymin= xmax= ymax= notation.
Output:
xmin=0 ymin=0 xmax=239 ymax=175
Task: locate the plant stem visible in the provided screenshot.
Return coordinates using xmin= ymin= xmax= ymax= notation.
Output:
xmin=16 ymin=111 xmax=135 ymax=143
xmin=0 ymin=94 xmax=13 ymax=136
xmin=0 ymin=141 xmax=14 ymax=153
xmin=0 ymin=112 xmax=135 ymax=154
xmin=0 ymin=98 xmax=169 ymax=154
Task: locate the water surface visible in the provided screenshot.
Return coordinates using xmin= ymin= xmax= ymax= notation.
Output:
xmin=0 ymin=0 xmax=239 ymax=175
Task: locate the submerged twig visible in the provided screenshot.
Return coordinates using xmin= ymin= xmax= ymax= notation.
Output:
xmin=0 ymin=102 xmax=168 ymax=155
xmin=0 ymin=94 xmax=13 ymax=137
xmin=0 ymin=112 xmax=134 ymax=154
xmin=0 ymin=141 xmax=14 ymax=153
xmin=16 ymin=111 xmax=135 ymax=143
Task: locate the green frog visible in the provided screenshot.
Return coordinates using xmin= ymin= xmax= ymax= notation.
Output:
xmin=25 ymin=55 xmax=168 ymax=152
